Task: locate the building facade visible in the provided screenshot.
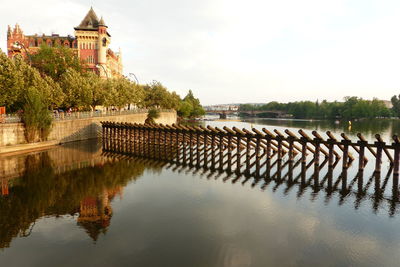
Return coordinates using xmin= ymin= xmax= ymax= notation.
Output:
xmin=7 ymin=7 xmax=123 ymax=78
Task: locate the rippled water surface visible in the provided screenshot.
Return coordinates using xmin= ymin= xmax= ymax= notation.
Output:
xmin=1 ymin=118 xmax=400 ymax=267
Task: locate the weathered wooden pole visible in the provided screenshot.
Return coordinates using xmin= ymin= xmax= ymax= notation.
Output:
xmin=190 ymin=127 xmax=195 ymax=165
xmin=357 ymin=139 xmax=367 ymax=171
xmin=203 ymin=127 xmax=209 ymax=167
xmin=300 ymin=137 xmax=308 ymax=164
xmin=255 ymin=134 xmax=261 ymax=176
xmin=195 ymin=127 xmax=202 ymax=167
xmin=210 ymin=128 xmax=216 ymax=169
xmin=245 ymin=130 xmax=252 ymax=174
xmin=393 ymin=135 xmax=400 ymax=177
xmin=219 ymin=132 xmax=225 ymax=170
xmin=224 ymin=126 xmax=236 ymax=172
xmin=233 ymin=127 xmax=245 ymax=174
xmin=175 ymin=126 xmax=181 ymax=163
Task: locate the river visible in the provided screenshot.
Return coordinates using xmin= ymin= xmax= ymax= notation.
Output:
xmin=1 ymin=117 xmax=400 ymax=267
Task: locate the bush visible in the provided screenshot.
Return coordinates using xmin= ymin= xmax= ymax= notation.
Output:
xmin=145 ymin=108 xmax=160 ymax=124
xmin=21 ymin=87 xmax=53 ymax=142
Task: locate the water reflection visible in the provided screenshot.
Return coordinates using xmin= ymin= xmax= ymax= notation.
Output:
xmin=0 ymin=145 xmax=157 ymax=249
xmin=1 ymin=139 xmax=400 ymax=266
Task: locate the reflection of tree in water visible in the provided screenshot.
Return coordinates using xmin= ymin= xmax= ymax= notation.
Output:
xmin=0 ymin=152 xmax=156 ymax=249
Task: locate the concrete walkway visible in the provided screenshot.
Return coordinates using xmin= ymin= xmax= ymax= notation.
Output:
xmin=0 ymin=140 xmax=61 ymax=156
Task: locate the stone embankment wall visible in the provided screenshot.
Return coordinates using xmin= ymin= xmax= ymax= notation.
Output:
xmin=0 ymin=140 xmax=105 ymax=181
xmin=0 ymin=111 xmax=177 ymax=147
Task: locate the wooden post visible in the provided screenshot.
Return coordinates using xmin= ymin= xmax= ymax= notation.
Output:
xmin=327 ymin=141 xmax=335 ymax=168
xmin=163 ymin=127 xmax=167 ymax=160
xmin=211 ymin=131 xmax=216 ymax=169
xmin=357 ymin=140 xmax=366 ymax=171
xmin=393 ymin=135 xmax=400 ymax=177
xmin=101 ymin=122 xmax=106 ymax=150
xmin=227 ymin=133 xmax=232 ymax=172
xmin=341 ymin=139 xmax=350 ymax=169
xmin=236 ymin=134 xmax=242 ymax=174
xmin=219 ymin=132 xmax=224 ymax=170
xmin=276 ymin=136 xmax=282 ymax=161
xmin=203 ymin=130 xmax=208 ymax=167
xmin=288 ymin=137 xmax=294 ymax=162
xmin=255 ymin=135 xmax=261 ymax=176
xmin=245 ymin=133 xmax=251 ymax=174
xmin=375 ymin=142 xmax=383 ymax=173
xmin=189 ymin=128 xmax=194 ymax=165
xmin=313 ymin=138 xmax=320 ymax=167
xmin=266 ymin=136 xmax=271 ymax=176
xmin=300 ymin=137 xmax=307 ymax=164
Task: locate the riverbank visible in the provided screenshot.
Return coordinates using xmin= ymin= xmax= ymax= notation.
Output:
xmin=0 ymin=110 xmax=177 ymax=154
xmin=0 ymin=140 xmax=61 ymax=156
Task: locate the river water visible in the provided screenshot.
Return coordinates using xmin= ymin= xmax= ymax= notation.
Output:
xmin=1 ymin=117 xmax=400 ymax=267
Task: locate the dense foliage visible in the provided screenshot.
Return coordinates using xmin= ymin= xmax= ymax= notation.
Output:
xmin=0 ymin=46 xmax=205 ymax=140
xmin=240 ymin=97 xmax=392 ymax=119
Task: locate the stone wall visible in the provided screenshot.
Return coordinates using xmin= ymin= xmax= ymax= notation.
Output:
xmin=0 ymin=111 xmax=177 ymax=147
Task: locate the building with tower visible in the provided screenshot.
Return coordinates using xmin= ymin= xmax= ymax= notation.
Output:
xmin=6 ymin=7 xmax=123 ymax=78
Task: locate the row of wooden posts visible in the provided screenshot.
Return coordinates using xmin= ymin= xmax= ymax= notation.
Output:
xmin=102 ymin=150 xmax=399 ymax=217
xmin=101 ymin=122 xmax=400 ymax=177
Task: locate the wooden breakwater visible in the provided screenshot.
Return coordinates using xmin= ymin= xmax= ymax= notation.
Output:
xmin=101 ymin=122 xmax=400 ymax=176
xmin=102 ymin=150 xmax=399 ymax=217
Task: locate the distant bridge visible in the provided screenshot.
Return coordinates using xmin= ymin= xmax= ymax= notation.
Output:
xmin=205 ymin=110 xmax=287 ymax=119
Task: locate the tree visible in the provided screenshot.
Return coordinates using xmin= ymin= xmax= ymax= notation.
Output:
xmin=30 ymin=44 xmax=85 ymax=81
xmin=178 ymin=90 xmax=205 ymax=118
xmin=0 ymin=51 xmax=24 ymax=109
xmin=59 ymin=68 xmax=92 ymax=109
xmin=86 ymin=73 xmax=106 ymax=110
xmin=13 ymin=56 xmax=64 ymax=110
xmin=21 ymin=87 xmax=53 ymax=142
xmin=104 ymin=77 xmax=142 ymax=109
xmin=142 ymin=81 xmax=178 ymax=109
xmin=391 ymin=95 xmax=400 ymax=117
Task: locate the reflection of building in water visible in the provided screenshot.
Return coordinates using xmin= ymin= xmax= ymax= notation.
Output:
xmin=1 ymin=178 xmax=9 ymax=196
xmin=77 ymin=187 xmax=123 ymax=241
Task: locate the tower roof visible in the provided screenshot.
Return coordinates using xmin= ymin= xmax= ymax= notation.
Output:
xmin=99 ymin=16 xmax=106 ymax=26
xmin=75 ymin=7 xmax=100 ymax=30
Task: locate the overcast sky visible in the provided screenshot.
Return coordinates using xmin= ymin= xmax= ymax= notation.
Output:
xmin=1 ymin=0 xmax=400 ymax=105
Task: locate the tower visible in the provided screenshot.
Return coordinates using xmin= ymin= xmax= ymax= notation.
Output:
xmin=74 ymin=7 xmax=113 ymax=78
xmin=7 ymin=24 xmax=28 ymax=58
xmin=97 ymin=16 xmax=110 ymax=78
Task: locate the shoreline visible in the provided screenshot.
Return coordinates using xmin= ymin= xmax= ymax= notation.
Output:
xmin=0 ymin=140 xmax=61 ymax=156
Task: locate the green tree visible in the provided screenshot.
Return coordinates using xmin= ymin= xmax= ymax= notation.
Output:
xmin=13 ymin=56 xmax=64 ymax=110
xmin=391 ymin=95 xmax=400 ymax=117
xmin=59 ymin=68 xmax=92 ymax=109
xmin=30 ymin=44 xmax=84 ymax=81
xmin=179 ymin=90 xmax=205 ymax=118
xmin=86 ymin=73 xmax=106 ymax=110
xmin=21 ymin=87 xmax=53 ymax=142
xmin=0 ymin=51 xmax=23 ymax=109
xmin=104 ymin=77 xmax=141 ymax=109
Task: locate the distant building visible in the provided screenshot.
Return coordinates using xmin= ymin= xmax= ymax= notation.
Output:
xmin=382 ymin=100 xmax=393 ymax=109
xmin=6 ymin=7 xmax=123 ymax=78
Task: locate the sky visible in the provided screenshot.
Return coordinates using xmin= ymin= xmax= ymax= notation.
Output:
xmin=1 ymin=0 xmax=400 ymax=105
